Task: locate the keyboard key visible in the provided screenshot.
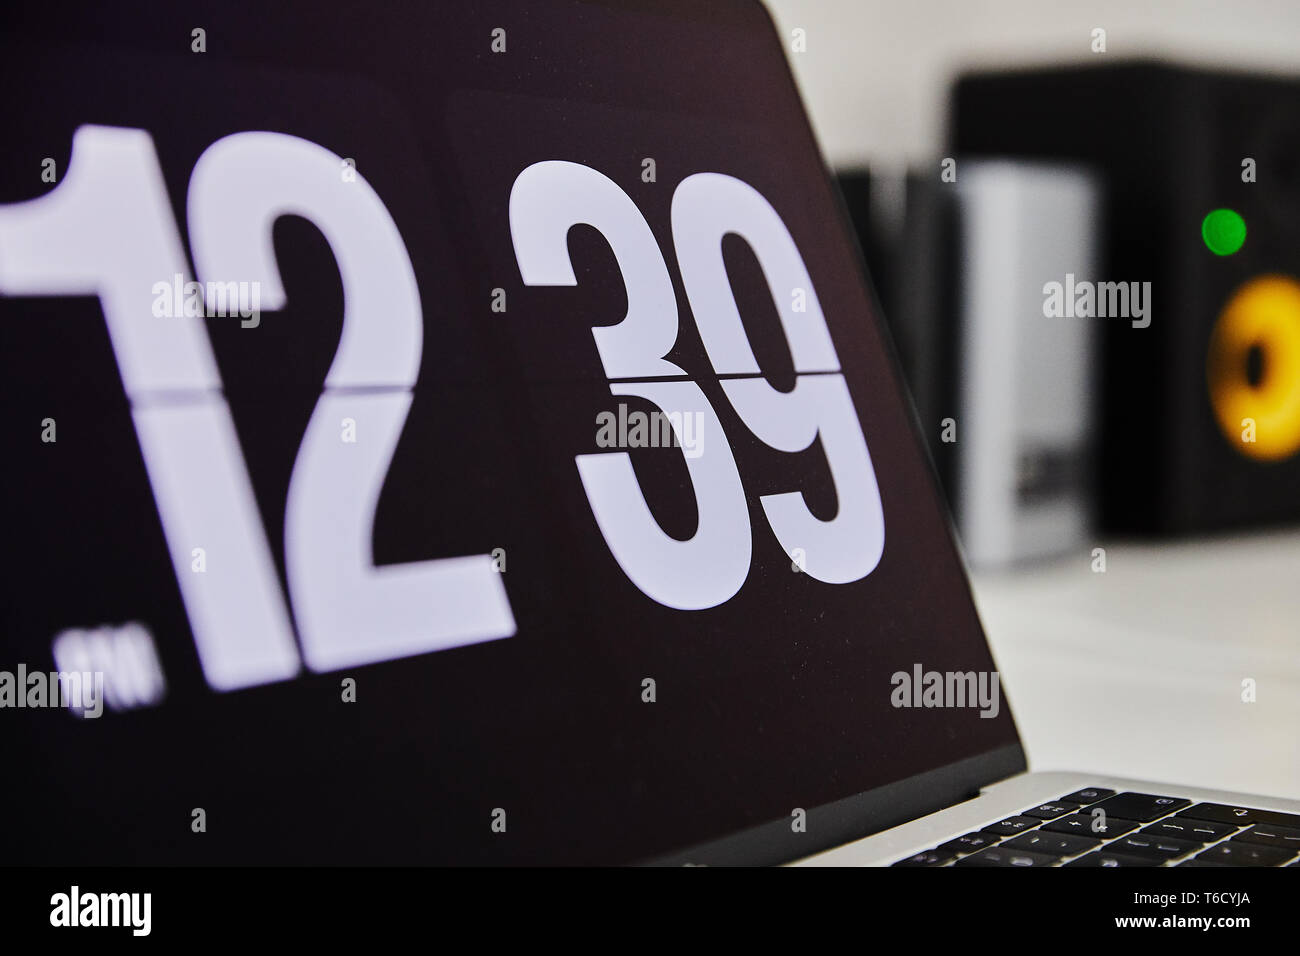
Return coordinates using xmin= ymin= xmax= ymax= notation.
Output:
xmin=1232 ymin=823 xmax=1300 ymax=850
xmin=980 ymin=815 xmax=1041 ymax=837
xmin=1043 ymin=813 xmax=1140 ymax=838
xmin=936 ymin=832 xmax=1001 ymax=856
xmin=954 ymin=847 xmax=1059 ymax=867
xmin=1235 ymin=807 xmax=1300 ymax=828
xmin=1177 ymin=803 xmax=1300 ymax=829
xmin=1065 ymin=851 xmax=1156 ymax=867
xmin=1089 ymin=792 xmax=1190 ymax=822
xmin=892 ymin=849 xmax=955 ymax=867
xmin=1059 ymin=787 xmax=1115 ymax=805
xmin=1141 ymin=818 xmax=1234 ymax=843
xmin=1176 ymin=858 xmax=1232 ymax=867
xmin=1106 ymin=833 xmax=1199 ymax=860
xmin=1177 ymin=803 xmax=1257 ymax=825
xmin=1004 ymin=831 xmax=1099 ymax=856
xmin=1024 ymin=802 xmax=1078 ymax=820
xmin=1195 ymin=842 xmax=1295 ymax=866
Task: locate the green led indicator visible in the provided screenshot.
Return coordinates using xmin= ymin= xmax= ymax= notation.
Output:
xmin=1202 ymin=208 xmax=1246 ymax=256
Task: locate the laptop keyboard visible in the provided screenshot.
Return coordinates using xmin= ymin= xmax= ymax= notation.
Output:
xmin=892 ymin=788 xmax=1300 ymax=867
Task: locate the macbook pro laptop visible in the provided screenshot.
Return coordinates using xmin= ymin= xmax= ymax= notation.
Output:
xmin=1 ymin=0 xmax=1297 ymax=868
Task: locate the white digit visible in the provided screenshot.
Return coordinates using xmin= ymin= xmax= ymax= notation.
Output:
xmin=721 ymin=376 xmax=884 ymax=583
xmin=510 ymin=161 xmax=751 ymax=609
xmin=671 ymin=172 xmax=839 ymax=375
xmin=287 ymin=393 xmax=515 ymax=669
xmin=576 ymin=381 xmax=750 ymax=610
xmin=510 ymin=160 xmax=680 ymax=379
xmin=0 ymin=125 xmax=300 ymax=690
xmin=673 ymin=172 xmax=884 ymax=584
xmin=188 ymin=132 xmax=515 ymax=670
xmin=0 ymin=127 xmax=218 ymax=393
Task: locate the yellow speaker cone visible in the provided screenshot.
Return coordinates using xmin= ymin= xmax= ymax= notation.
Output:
xmin=1207 ymin=275 xmax=1300 ymax=461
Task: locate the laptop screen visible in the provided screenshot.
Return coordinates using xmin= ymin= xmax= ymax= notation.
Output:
xmin=0 ymin=0 xmax=1020 ymax=864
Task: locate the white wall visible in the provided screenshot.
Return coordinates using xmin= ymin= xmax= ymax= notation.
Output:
xmin=763 ymin=0 xmax=1300 ymax=169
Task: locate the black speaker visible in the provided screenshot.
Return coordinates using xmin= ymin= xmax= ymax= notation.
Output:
xmin=953 ymin=62 xmax=1300 ymax=534
xmin=837 ymin=169 xmax=961 ymax=508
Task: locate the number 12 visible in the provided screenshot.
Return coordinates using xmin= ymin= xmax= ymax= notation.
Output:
xmin=0 ymin=125 xmax=516 ymax=690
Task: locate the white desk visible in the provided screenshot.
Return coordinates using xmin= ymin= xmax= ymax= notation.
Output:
xmin=970 ymin=529 xmax=1300 ymax=800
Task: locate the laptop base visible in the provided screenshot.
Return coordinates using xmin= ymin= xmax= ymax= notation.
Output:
xmin=796 ymin=771 xmax=1300 ymax=866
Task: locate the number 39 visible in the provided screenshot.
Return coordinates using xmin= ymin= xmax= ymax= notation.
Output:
xmin=510 ymin=162 xmax=885 ymax=611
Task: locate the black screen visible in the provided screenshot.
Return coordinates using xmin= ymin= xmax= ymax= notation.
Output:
xmin=0 ymin=0 xmax=1019 ymax=864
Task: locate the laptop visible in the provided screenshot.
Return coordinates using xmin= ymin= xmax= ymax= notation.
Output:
xmin=0 ymin=0 xmax=1296 ymax=868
